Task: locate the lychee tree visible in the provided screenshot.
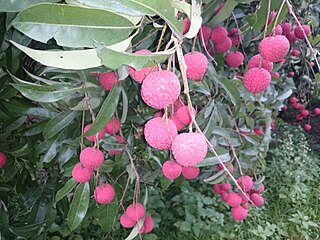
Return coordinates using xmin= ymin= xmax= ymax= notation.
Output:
xmin=0 ymin=0 xmax=319 ymax=239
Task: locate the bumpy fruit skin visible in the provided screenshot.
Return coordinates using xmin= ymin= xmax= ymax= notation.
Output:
xmin=210 ymin=26 xmax=228 ymax=44
xmin=94 ymin=183 xmax=115 ymax=204
xmin=181 ymin=166 xmax=200 ymax=180
xmin=144 ymin=117 xmax=178 ymax=150
xmin=183 ymin=18 xmax=191 ymax=34
xmin=227 ymin=192 xmax=242 ymax=207
xmin=105 ymin=116 xmax=121 ymax=135
xmin=274 ymin=25 xmax=283 ymax=35
xmin=237 ymin=176 xmax=254 ymax=192
xmin=95 ymin=72 xmax=119 ymax=91
xmin=120 ymin=213 xmax=136 ymax=228
xmin=292 ymin=49 xmax=300 ymax=56
xmin=287 ymin=31 xmax=297 ymax=43
xmin=314 ymin=108 xmax=320 ymax=115
xmin=215 ymin=37 xmax=232 ymax=53
xmin=128 ymin=50 xmax=159 ymax=83
xmin=172 ymin=116 xmax=185 ymax=131
xmin=217 ymin=163 xmax=234 ymax=173
xmin=172 ymin=133 xmax=207 ymax=166
xmin=220 ymin=182 xmax=231 ymax=192
xmin=126 ymin=203 xmax=145 ymax=222
xmin=141 ymin=70 xmax=181 ymax=109
xmin=294 ymin=25 xmax=310 ymax=39
xmin=259 ymin=35 xmax=290 ymax=62
xmin=250 ymin=193 xmax=264 ymax=207
xmin=231 ymin=206 xmax=248 ymax=221
xmin=84 ymin=124 xmax=105 ymax=142
xmin=142 ymin=215 xmax=154 ymax=234
xmin=225 ymin=51 xmax=244 ymax=67
xmin=0 ymin=152 xmax=7 ymax=168
xmin=162 ymin=160 xmax=182 ymax=180
xmin=107 ymin=135 xmax=125 ymax=155
xmin=304 ymin=124 xmax=311 ymax=131
xmin=212 ymin=184 xmax=223 ymax=194
xmin=72 ymin=163 xmax=93 ymax=183
xmin=248 ymin=54 xmax=273 ymax=72
xmin=198 ymin=25 xmax=212 ymax=42
xmin=80 ymin=147 xmax=104 ymax=169
xmin=173 ymin=99 xmax=185 ymax=112
xmin=281 ymin=22 xmax=292 ymax=36
xmin=244 ymin=68 xmax=271 ymax=93
xmin=176 ymin=106 xmax=196 ymax=125
xmin=184 ymin=51 xmax=208 ymax=81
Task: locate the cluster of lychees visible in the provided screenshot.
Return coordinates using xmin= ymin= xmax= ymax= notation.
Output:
xmin=212 ymin=164 xmax=264 ymax=221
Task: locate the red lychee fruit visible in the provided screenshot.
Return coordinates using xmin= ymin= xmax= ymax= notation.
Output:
xmin=251 ymin=184 xmax=265 ymax=194
xmin=242 ymin=202 xmax=249 ymax=210
xmin=294 ymin=24 xmax=310 ymax=39
xmin=280 ymin=22 xmax=292 ymax=36
xmin=84 ymin=124 xmax=105 ymax=142
xmin=220 ymin=182 xmax=231 ymax=192
xmin=176 ymin=106 xmax=196 ymax=125
xmin=248 ymin=54 xmax=273 ymax=72
xmin=237 ymin=176 xmax=254 ymax=192
xmin=173 ymin=99 xmax=185 ymax=112
xmin=120 ymin=213 xmax=136 ymax=228
xmin=126 ymin=203 xmax=145 ymax=222
xmin=274 ymin=25 xmax=283 ymax=35
xmin=198 ymin=25 xmax=212 ymax=43
xmin=231 ymin=205 xmax=248 ymax=221
xmin=225 ymin=52 xmax=244 ymax=68
xmin=238 ymin=192 xmax=250 ymax=203
xmin=254 ymin=128 xmax=263 ymax=136
xmin=227 ymin=192 xmax=242 ymax=207
xmin=162 ymin=160 xmax=182 ymax=180
xmin=292 ymin=49 xmax=300 ymax=56
xmin=301 ymin=110 xmax=309 ymax=117
xmin=215 ymin=37 xmax=232 ymax=53
xmin=250 ymin=193 xmax=264 ymax=207
xmin=172 ymin=116 xmax=185 ymax=131
xmin=183 ymin=18 xmax=191 ymax=34
xmin=228 ymin=28 xmax=243 ymax=45
xmin=107 ymin=135 xmax=125 ymax=155
xmin=94 ymin=72 xmax=119 ymax=91
xmin=144 ymin=117 xmax=178 ymax=150
xmin=184 ymin=51 xmax=208 ymax=81
xmin=259 ymin=35 xmax=290 ymax=62
xmin=221 ymin=192 xmax=229 ymax=202
xmin=71 ymin=163 xmax=93 ymax=183
xmin=267 ymin=10 xmax=277 ymax=25
xmin=80 ymin=147 xmax=104 ymax=169
xmin=310 ymin=61 xmax=315 ymax=67
xmin=172 ymin=132 xmax=207 ymax=166
xmin=141 ymin=215 xmax=154 ymax=234
xmin=294 ymin=103 xmax=304 ymax=110
xmin=141 ymin=70 xmax=181 ymax=109
xmin=0 ymin=152 xmax=7 ymax=168
xmin=304 ymin=124 xmax=311 ymax=131
xmin=105 ymin=116 xmax=121 ymax=135
xmin=290 ymin=97 xmax=298 ymax=104
xmin=244 ymin=68 xmax=271 ymax=93
xmin=182 ymin=166 xmax=200 ymax=180
xmin=213 ymin=184 xmax=223 ymax=194
xmin=128 ymin=50 xmax=159 ymax=83
xmin=296 ymin=114 xmax=303 ymax=121
xmin=287 ymin=31 xmax=297 ymax=43
xmin=153 ymin=111 xmax=163 ymax=118
xmin=314 ymin=108 xmax=320 ymax=115
xmin=272 ymin=72 xmax=280 ymax=78
xmin=210 ymin=26 xmax=228 ymax=44
xmin=289 ymin=71 xmax=294 ymax=77
xmin=217 ymin=163 xmax=234 ymax=173
xmin=281 ymin=105 xmax=287 ymax=111
xmin=94 ymin=183 xmax=115 ymax=204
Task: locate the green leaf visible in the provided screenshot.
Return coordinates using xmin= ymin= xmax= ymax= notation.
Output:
xmin=40 ymin=131 xmax=62 ymax=163
xmin=83 ymin=84 xmax=121 ymax=136
xmin=202 ymin=0 xmax=221 ymax=23
xmin=43 ymin=111 xmax=78 ymax=139
xmin=54 ymin=179 xmax=78 ymax=206
xmin=97 ymin=202 xmax=118 ymax=232
xmin=197 ymin=152 xmax=230 ymax=167
xmin=12 ymin=3 xmax=136 ymax=48
xmin=203 ymin=168 xmax=227 ymax=184
xmin=67 ymin=182 xmax=90 ymax=231
xmin=0 ymin=0 xmax=59 ymax=12
xmin=9 ymin=139 xmax=34 ymax=157
xmin=9 ymin=222 xmax=46 ymax=238
xmin=208 ymin=0 xmax=237 ymax=24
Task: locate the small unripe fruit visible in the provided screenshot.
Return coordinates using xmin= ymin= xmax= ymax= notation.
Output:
xmin=126 ymin=203 xmax=145 ymax=222
xmin=210 ymin=26 xmax=228 ymax=44
xmin=294 ymin=24 xmax=310 ymax=39
xmin=72 ymin=163 xmax=93 ymax=183
xmin=280 ymin=22 xmax=292 ymax=36
xmin=244 ymin=68 xmax=271 ymax=93
xmin=120 ymin=213 xmax=136 ymax=228
xmin=0 ymin=152 xmax=7 ymax=168
xmin=94 ymin=183 xmax=115 ymax=204
xmin=237 ymin=176 xmax=254 ymax=192
xmin=213 ymin=184 xmax=223 ymax=194
xmin=142 ymin=215 xmax=154 ymax=234
xmin=228 ymin=28 xmax=243 ymax=45
xmin=226 ymin=192 xmax=242 ymax=207
xmin=290 ymin=97 xmax=298 ymax=104
xmin=215 ymin=37 xmax=232 ymax=53
xmin=95 ymin=72 xmax=119 ymax=91
xmin=162 ymin=160 xmax=182 ymax=180
xmin=314 ymin=108 xmax=320 ymax=115
xmin=220 ymin=182 xmax=231 ymax=192
xmin=183 ymin=18 xmax=191 ymax=34
xmin=231 ymin=205 xmax=248 ymax=221
xmin=250 ymin=193 xmax=264 ymax=207
xmin=274 ymin=25 xmax=283 ymax=35
xmin=259 ymin=35 xmax=290 ymax=62
xmin=289 ymin=71 xmax=295 ymax=77
xmin=304 ymin=124 xmax=311 ymax=131
xmin=182 ymin=166 xmax=200 ymax=180
xmin=80 ymin=147 xmax=104 ymax=169
xmin=105 ymin=116 xmax=121 ymax=135
xmin=84 ymin=124 xmax=105 ymax=142
xmin=248 ymin=54 xmax=273 ymax=72
xmin=221 ymin=192 xmax=229 ymax=202
xmin=176 ymin=106 xmax=196 ymax=125
xmin=292 ymin=49 xmax=300 ymax=56
xmin=272 ymin=72 xmax=280 ymax=78
xmin=225 ymin=52 xmax=244 ymax=68
xmin=198 ymin=25 xmax=212 ymax=42
xmin=184 ymin=51 xmax=208 ymax=81
xmin=287 ymin=31 xmax=297 ymax=43
xmin=254 ymin=128 xmax=263 ymax=136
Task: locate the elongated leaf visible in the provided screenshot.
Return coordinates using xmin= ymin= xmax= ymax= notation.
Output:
xmin=67 ymin=182 xmax=90 ymax=231
xmin=54 ymin=179 xmax=78 ymax=206
xmin=83 ymin=85 xmax=121 ymax=136
xmin=9 ymin=222 xmax=46 ymax=238
xmin=41 ymin=132 xmax=62 ymax=163
xmin=0 ymin=0 xmax=59 ymax=12
xmin=203 ymin=167 xmax=227 ymax=184
xmin=185 ymin=0 xmax=202 ymax=39
xmin=97 ymin=202 xmax=118 ymax=232
xmin=202 ymin=0 xmax=221 ymax=23
xmin=208 ymin=0 xmax=237 ymax=24
xmin=197 ymin=152 xmax=230 ymax=167
xmin=9 ymin=139 xmax=34 ymax=157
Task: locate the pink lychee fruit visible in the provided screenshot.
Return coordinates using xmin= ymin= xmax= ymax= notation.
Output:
xmin=173 ymin=99 xmax=186 ymax=112
xmin=251 ymin=184 xmax=265 ymax=194
xmin=286 ymin=31 xmax=298 ymax=43
xmin=217 ymin=163 xmax=234 ymax=173
xmin=128 ymin=50 xmax=159 ymax=83
xmin=226 ymin=192 xmax=242 ymax=207
xmin=244 ymin=68 xmax=272 ymax=93
xmin=221 ymin=192 xmax=229 ymax=202
xmin=184 ymin=51 xmax=208 ymax=81
xmin=215 ymin=37 xmax=232 ymax=53
xmin=213 ymin=184 xmax=223 ymax=194
xmin=250 ymin=193 xmax=264 ymax=207
xmin=172 ymin=116 xmax=185 ymax=131
xmin=107 ymin=135 xmax=125 ymax=155
xmin=94 ymin=183 xmax=115 ymax=204
xmin=141 ymin=215 xmax=154 ymax=234
xmin=237 ymin=175 xmax=254 ymax=192
xmin=183 ymin=18 xmax=191 ymax=34
xmin=280 ymin=22 xmax=292 ymax=36
xmin=281 ymin=105 xmax=287 ymax=111
xmin=84 ymin=124 xmax=105 ymax=142
xmin=210 ymin=26 xmax=228 ymax=44
xmin=259 ymin=35 xmax=290 ymax=62
xmin=274 ymin=25 xmax=283 ymax=35
xmin=153 ymin=111 xmax=163 ymax=118
xmin=94 ymin=72 xmax=119 ymax=91
xmin=272 ymin=72 xmax=280 ymax=78
xmin=141 ymin=70 xmax=181 ymax=109
xmin=254 ymin=128 xmax=263 ymax=136
xmin=228 ymin=28 xmax=243 ymax=45
xmin=231 ymin=205 xmax=248 ymax=221
xmin=289 ymin=71 xmax=295 ymax=77
xmin=175 ymin=106 xmax=196 ymax=125
xmin=80 ymin=147 xmax=104 ymax=169
xmin=294 ymin=24 xmax=310 ymax=39
xmin=267 ymin=11 xmax=277 ymax=25
xmin=126 ymin=203 xmax=145 ymax=222
xmin=144 ymin=117 xmax=178 ymax=150
xmin=292 ymin=49 xmax=300 ymax=56
xmin=162 ymin=160 xmax=182 ymax=180
xmin=296 ymin=114 xmax=303 ymax=121
xmin=105 ymin=116 xmax=121 ymax=135
xmin=198 ymin=25 xmax=212 ymax=43
xmin=248 ymin=54 xmax=273 ymax=72
xmin=314 ymin=108 xmax=320 ymax=115
xmin=290 ymin=97 xmax=298 ymax=104
xmin=238 ymin=192 xmax=250 ymax=204
xmin=181 ymin=166 xmax=200 ymax=180
xmin=0 ymin=152 xmax=7 ymax=168
xmin=220 ymin=182 xmax=231 ymax=192
xmin=71 ymin=163 xmax=93 ymax=183
xmin=225 ymin=52 xmax=244 ymax=68
xmin=172 ymin=132 xmax=207 ymax=166
xmin=301 ymin=110 xmax=309 ymax=117
xmin=304 ymin=124 xmax=311 ymax=131
xmin=310 ymin=61 xmax=315 ymax=67
xmin=120 ymin=213 xmax=137 ymax=228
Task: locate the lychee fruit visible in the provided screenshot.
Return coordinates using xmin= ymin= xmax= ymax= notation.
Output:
xmin=217 ymin=163 xmax=234 ymax=173
xmin=310 ymin=61 xmax=315 ymax=67
xmin=314 ymin=108 xmax=320 ymax=115
xmin=280 ymin=22 xmax=292 ymax=36
xmin=153 ymin=111 xmax=163 ymax=118
xmin=301 ymin=110 xmax=309 ymax=117
xmin=94 ymin=183 xmax=115 ymax=204
xmin=304 ymin=124 xmax=311 ymax=131
xmin=176 ymin=106 xmax=196 ymax=125
xmin=213 ymin=184 xmax=223 ymax=194
xmin=281 ymin=105 xmax=287 ymax=111
xmin=289 ymin=71 xmax=294 ymax=77
xmin=172 ymin=132 xmax=207 ymax=166
xmin=296 ymin=114 xmax=303 ymax=121
xmin=181 ymin=166 xmax=200 ymax=180
xmin=226 ymin=192 xmax=242 ymax=207
xmin=105 ymin=116 xmax=121 ymax=135
xmin=292 ymin=49 xmax=300 ymax=56
xmin=144 ymin=117 xmax=178 ymax=150
xmin=221 ymin=192 xmax=229 ymax=202
xmin=272 ymin=72 xmax=280 ymax=78
xmin=225 ymin=52 xmax=244 ymax=68
xmin=172 ymin=116 xmax=185 ymax=131
xmin=290 ymin=97 xmax=298 ymax=104
xmin=84 ymin=124 xmax=105 ymax=142
xmin=244 ymin=68 xmax=271 ymax=93
xmin=286 ymin=31 xmax=297 ymax=43
xmin=107 ymin=135 xmax=125 ymax=155
xmin=294 ymin=24 xmax=310 ymax=39
xmin=250 ymin=193 xmax=264 ymax=207
xmin=184 ymin=51 xmax=208 ymax=81
xmin=128 ymin=50 xmax=159 ymax=83
xmin=228 ymin=28 xmax=243 ymax=45
xmin=80 ymin=147 xmax=104 ymax=169
xmin=93 ymin=72 xmax=119 ymax=91
xmin=210 ymin=26 xmax=228 ymax=44
xmin=173 ymin=99 xmax=186 ymax=112
xmin=141 ymin=70 xmax=181 ymax=109
xmin=183 ymin=17 xmax=191 ymax=34
xmin=126 ymin=203 xmax=145 ymax=222
xmin=237 ymin=176 xmax=254 ymax=192
xmin=259 ymin=35 xmax=290 ymax=62
xmin=71 ymin=163 xmax=93 ymax=183
xmin=274 ymin=25 xmax=283 ymax=35
xmin=0 ymin=152 xmax=7 ymax=168
xmin=215 ymin=37 xmax=232 ymax=53
xmin=198 ymin=25 xmax=212 ymax=43
xmin=254 ymin=128 xmax=263 ymax=136
xmin=220 ymin=182 xmax=231 ymax=192
xmin=251 ymin=184 xmax=265 ymax=194
xmin=120 ymin=213 xmax=136 ymax=228
xmin=162 ymin=160 xmax=182 ymax=180
xmin=231 ymin=205 xmax=248 ymax=221
xmin=248 ymin=54 xmax=273 ymax=72
xmin=141 ymin=215 xmax=154 ymax=234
